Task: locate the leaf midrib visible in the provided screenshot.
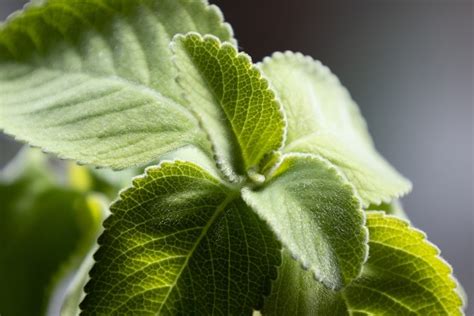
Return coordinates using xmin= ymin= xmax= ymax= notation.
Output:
xmin=181 ymin=42 xmax=247 ymax=176
xmin=154 ymin=192 xmax=240 ymax=315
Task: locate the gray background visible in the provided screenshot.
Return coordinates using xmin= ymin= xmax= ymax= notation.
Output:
xmin=1 ymin=0 xmax=473 ymax=313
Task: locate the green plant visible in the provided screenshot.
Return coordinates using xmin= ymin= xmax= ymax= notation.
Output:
xmin=0 ymin=0 xmax=465 ymax=315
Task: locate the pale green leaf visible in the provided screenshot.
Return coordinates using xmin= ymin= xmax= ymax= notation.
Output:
xmin=242 ymin=153 xmax=367 ymax=289
xmin=262 ymin=212 xmax=464 ymax=316
xmin=0 ymin=0 xmax=234 ymax=169
xmin=81 ymin=161 xmax=281 ymax=314
xmin=0 ymin=149 xmax=103 ymax=316
xmin=172 ymin=33 xmax=286 ymax=178
xmin=259 ymin=52 xmax=411 ymax=206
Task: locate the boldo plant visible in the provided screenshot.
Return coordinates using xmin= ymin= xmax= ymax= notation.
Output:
xmin=0 ymin=0 xmax=466 ymax=315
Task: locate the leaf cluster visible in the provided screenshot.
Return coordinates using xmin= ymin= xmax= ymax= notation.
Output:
xmin=0 ymin=1 xmax=464 ymax=315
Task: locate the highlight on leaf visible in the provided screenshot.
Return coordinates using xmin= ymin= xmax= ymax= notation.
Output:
xmin=0 ymin=1 xmax=466 ymax=315
xmin=80 ymin=161 xmax=281 ymax=315
xmin=262 ymin=212 xmax=464 ymax=315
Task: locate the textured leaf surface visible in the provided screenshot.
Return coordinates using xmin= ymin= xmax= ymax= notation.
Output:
xmin=172 ymin=33 xmax=286 ymax=178
xmin=242 ymin=153 xmax=367 ymax=289
xmin=0 ymin=150 xmax=103 ymax=316
xmin=0 ymin=0 xmax=234 ymax=169
xmin=262 ymin=212 xmax=464 ymax=315
xmin=81 ymin=161 xmax=281 ymax=314
xmin=259 ymin=52 xmax=411 ymax=206
xmin=262 ymin=249 xmax=349 ymax=316
xmin=344 ymin=212 xmax=464 ymax=315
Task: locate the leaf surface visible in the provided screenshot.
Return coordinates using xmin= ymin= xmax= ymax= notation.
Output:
xmin=344 ymin=212 xmax=464 ymax=315
xmin=0 ymin=0 xmax=234 ymax=169
xmin=0 ymin=149 xmax=103 ymax=316
xmin=262 ymin=249 xmax=349 ymax=316
xmin=242 ymin=153 xmax=367 ymax=290
xmin=259 ymin=52 xmax=411 ymax=206
xmin=172 ymin=33 xmax=286 ymax=178
xmin=262 ymin=212 xmax=464 ymax=316
xmin=81 ymin=161 xmax=281 ymax=314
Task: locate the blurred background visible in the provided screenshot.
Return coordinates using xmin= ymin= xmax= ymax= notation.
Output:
xmin=1 ymin=0 xmax=473 ymax=313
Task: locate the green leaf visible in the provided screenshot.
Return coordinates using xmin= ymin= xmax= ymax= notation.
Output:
xmin=68 ymin=162 xmax=141 ymax=199
xmin=344 ymin=212 xmax=464 ymax=315
xmin=0 ymin=150 xmax=103 ymax=316
xmin=259 ymin=52 xmax=411 ymax=206
xmin=242 ymin=153 xmax=367 ymax=289
xmin=172 ymin=33 xmax=286 ymax=178
xmin=0 ymin=0 xmax=234 ymax=169
xmin=81 ymin=161 xmax=281 ymax=314
xmin=262 ymin=249 xmax=349 ymax=316
xmin=262 ymin=212 xmax=464 ymax=315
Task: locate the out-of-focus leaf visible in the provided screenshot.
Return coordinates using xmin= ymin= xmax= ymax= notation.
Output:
xmin=0 ymin=149 xmax=103 ymax=316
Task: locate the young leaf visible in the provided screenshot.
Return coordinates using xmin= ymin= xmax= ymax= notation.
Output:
xmin=81 ymin=161 xmax=281 ymax=314
xmin=259 ymin=52 xmax=411 ymax=206
xmin=172 ymin=33 xmax=286 ymax=178
xmin=0 ymin=0 xmax=234 ymax=169
xmin=262 ymin=212 xmax=464 ymax=315
xmin=242 ymin=153 xmax=367 ymax=290
xmin=0 ymin=150 xmax=103 ymax=316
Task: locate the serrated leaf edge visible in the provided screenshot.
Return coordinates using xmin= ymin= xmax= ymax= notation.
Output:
xmin=258 ymin=51 xmax=412 ymax=206
xmin=171 ymin=32 xmax=288 ymax=183
xmin=362 ymin=211 xmax=465 ymax=314
xmin=0 ymin=0 xmax=236 ymax=172
xmin=243 ymin=152 xmax=369 ymax=290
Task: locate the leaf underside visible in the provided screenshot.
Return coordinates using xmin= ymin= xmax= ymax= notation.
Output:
xmin=0 ymin=0 xmax=234 ymax=169
xmin=81 ymin=161 xmax=281 ymax=315
xmin=262 ymin=212 xmax=464 ymax=316
xmin=259 ymin=52 xmax=412 ymax=206
xmin=243 ymin=153 xmax=367 ymax=290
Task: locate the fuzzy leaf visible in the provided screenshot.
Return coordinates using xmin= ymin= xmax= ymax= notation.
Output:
xmin=0 ymin=0 xmax=234 ymax=169
xmin=344 ymin=212 xmax=464 ymax=315
xmin=262 ymin=249 xmax=349 ymax=316
xmin=81 ymin=161 xmax=281 ymax=314
xmin=242 ymin=153 xmax=367 ymax=290
xmin=259 ymin=52 xmax=411 ymax=206
xmin=172 ymin=33 xmax=286 ymax=178
xmin=0 ymin=150 xmax=103 ymax=316
xmin=262 ymin=212 xmax=464 ymax=316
